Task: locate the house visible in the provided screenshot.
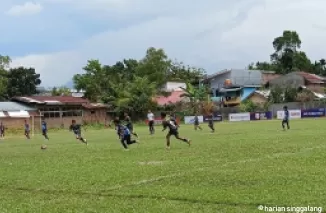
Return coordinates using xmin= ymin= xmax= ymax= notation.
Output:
xmin=11 ymin=96 xmax=110 ymax=128
xmin=244 ymin=90 xmax=269 ymax=105
xmin=267 ymin=72 xmax=326 ymax=93
xmin=0 ymin=102 xmax=39 ymax=129
xmin=204 ymin=69 xmax=279 ymax=106
xmin=155 ymin=82 xmax=188 ymax=106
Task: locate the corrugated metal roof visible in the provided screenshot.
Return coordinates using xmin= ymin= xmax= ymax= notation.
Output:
xmin=0 ymin=102 xmax=36 ymax=111
xmin=297 ymin=72 xmax=324 ymax=84
xmin=7 ymin=111 xmax=30 ymax=118
xmin=12 ymin=96 xmax=89 ymax=104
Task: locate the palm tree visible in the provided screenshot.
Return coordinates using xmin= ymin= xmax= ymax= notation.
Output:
xmin=180 ymin=82 xmax=214 ymax=114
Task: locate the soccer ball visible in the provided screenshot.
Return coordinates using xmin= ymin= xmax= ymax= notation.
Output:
xmin=41 ymin=145 xmax=47 ymax=150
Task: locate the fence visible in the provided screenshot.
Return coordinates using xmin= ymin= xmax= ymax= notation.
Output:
xmin=182 ymin=107 xmax=326 ymax=124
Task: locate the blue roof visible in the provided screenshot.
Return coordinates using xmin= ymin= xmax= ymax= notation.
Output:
xmin=0 ymin=102 xmax=36 ymax=111
xmin=241 ymin=87 xmax=256 ymax=101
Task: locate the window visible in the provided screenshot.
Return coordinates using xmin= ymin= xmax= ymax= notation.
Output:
xmin=91 ymin=110 xmax=95 ymax=114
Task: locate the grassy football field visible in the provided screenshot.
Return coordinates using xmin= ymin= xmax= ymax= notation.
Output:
xmin=0 ymin=119 xmax=325 ymax=213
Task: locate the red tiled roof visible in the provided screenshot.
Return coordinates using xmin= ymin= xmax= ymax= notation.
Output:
xmin=155 ymin=91 xmax=186 ymax=105
xmin=12 ymin=96 xmax=89 ymax=105
xmin=297 ymin=72 xmax=324 ymax=84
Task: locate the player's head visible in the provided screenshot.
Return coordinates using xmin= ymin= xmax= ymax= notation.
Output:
xmin=124 ymin=112 xmax=128 ymax=116
xmin=283 ymin=106 xmax=288 ymax=110
xmin=24 ymin=120 xmax=27 ymax=123
xmin=72 ymin=119 xmax=76 ymax=124
xmin=161 ymin=112 xmax=167 ymax=119
xmin=148 ymin=110 xmax=151 ymax=113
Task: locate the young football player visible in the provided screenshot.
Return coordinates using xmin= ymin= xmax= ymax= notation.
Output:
xmin=69 ymin=120 xmax=87 ymax=145
xmin=282 ymin=106 xmax=290 ymax=130
xmin=118 ymin=123 xmax=139 ymax=150
xmin=24 ymin=120 xmax=30 ymax=139
xmin=124 ymin=113 xmax=138 ymax=137
xmin=161 ymin=112 xmax=190 ymax=149
xmin=41 ymin=120 xmax=49 ymax=140
xmin=194 ymin=114 xmax=202 ymax=130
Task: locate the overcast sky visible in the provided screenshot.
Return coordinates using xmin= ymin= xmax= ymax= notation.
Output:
xmin=1 ymin=0 xmax=325 ymax=86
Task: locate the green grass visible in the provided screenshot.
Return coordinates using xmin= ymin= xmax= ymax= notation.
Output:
xmin=0 ymin=119 xmax=325 ymax=213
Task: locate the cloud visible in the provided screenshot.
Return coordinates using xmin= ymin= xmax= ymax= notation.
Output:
xmin=6 ymin=2 xmax=43 ymax=16
xmin=8 ymin=0 xmax=326 ymax=86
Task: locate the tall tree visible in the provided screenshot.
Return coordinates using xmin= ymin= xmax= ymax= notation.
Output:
xmin=248 ymin=30 xmax=320 ymax=74
xmin=6 ymin=67 xmax=41 ymax=97
xmin=136 ymin=47 xmax=171 ymax=89
xmin=73 ymin=60 xmax=109 ymax=102
xmin=0 ymin=55 xmax=10 ymax=100
xmin=168 ymin=60 xmax=205 ymax=85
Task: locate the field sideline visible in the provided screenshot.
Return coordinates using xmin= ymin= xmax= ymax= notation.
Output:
xmin=0 ymin=119 xmax=325 ymax=213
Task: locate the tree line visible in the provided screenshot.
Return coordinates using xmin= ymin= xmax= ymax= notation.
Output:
xmin=73 ymin=47 xmax=205 ymax=114
xmin=248 ymin=30 xmax=326 ymax=75
xmin=0 ymin=55 xmax=41 ymax=100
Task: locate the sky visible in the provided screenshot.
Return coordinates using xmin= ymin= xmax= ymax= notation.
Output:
xmin=1 ymin=0 xmax=326 ymax=87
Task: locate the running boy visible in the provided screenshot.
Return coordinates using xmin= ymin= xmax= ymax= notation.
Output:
xmin=69 ymin=120 xmax=87 ymax=145
xmin=194 ymin=114 xmax=202 ymax=130
xmin=124 ymin=113 xmax=138 ymax=137
xmin=41 ymin=120 xmax=49 ymax=140
xmin=282 ymin=106 xmax=290 ymax=130
xmin=207 ymin=112 xmax=215 ymax=133
xmin=147 ymin=110 xmax=155 ymax=134
xmin=161 ymin=112 xmax=190 ymax=149
xmin=118 ymin=123 xmax=138 ymax=150
xmin=24 ymin=120 xmax=30 ymax=139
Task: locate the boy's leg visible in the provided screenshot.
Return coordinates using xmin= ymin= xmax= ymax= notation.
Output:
xmin=126 ymin=135 xmax=137 ymax=145
xmin=282 ymin=120 xmax=285 ymax=129
xmin=120 ymin=136 xmax=128 ymax=149
xmin=77 ymin=133 xmax=87 ymax=144
xmin=43 ymin=130 xmax=49 ymax=140
xmin=166 ymin=133 xmax=172 ymax=148
xmin=210 ymin=123 xmax=215 ymax=132
xmin=129 ymin=125 xmax=138 ymax=138
xmin=174 ymin=132 xmax=190 ymax=145
xmin=25 ymin=130 xmax=30 ymax=139
xmin=286 ymin=120 xmax=290 ymax=129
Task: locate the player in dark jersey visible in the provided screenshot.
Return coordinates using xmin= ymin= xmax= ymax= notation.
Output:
xmin=124 ymin=113 xmax=138 ymax=138
xmin=161 ymin=112 xmax=190 ymax=149
xmin=207 ymin=112 xmax=215 ymax=132
xmin=170 ymin=112 xmax=178 ymax=126
xmin=110 ymin=117 xmax=121 ymax=138
xmin=0 ymin=122 xmax=5 ymax=139
xmin=24 ymin=120 xmax=30 ymax=139
xmin=69 ymin=120 xmax=87 ymax=145
xmin=41 ymin=120 xmax=49 ymax=140
xmin=282 ymin=106 xmax=290 ymax=130
xmin=194 ymin=114 xmax=202 ymax=130
xmin=118 ymin=124 xmax=138 ymax=150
